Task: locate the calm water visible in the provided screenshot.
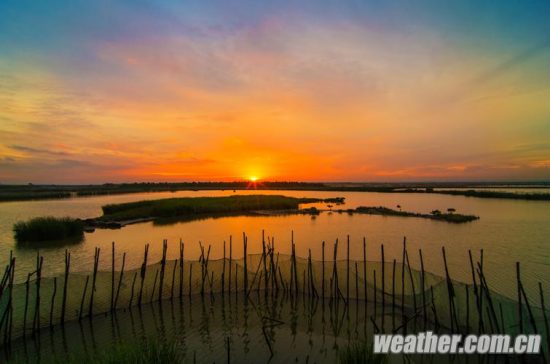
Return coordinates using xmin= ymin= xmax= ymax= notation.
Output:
xmin=1 ymin=190 xmax=549 ymax=299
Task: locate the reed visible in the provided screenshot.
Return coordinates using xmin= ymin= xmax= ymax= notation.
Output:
xmin=13 ymin=217 xmax=84 ymax=243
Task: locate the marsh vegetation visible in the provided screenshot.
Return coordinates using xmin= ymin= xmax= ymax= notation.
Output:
xmin=13 ymin=217 xmax=84 ymax=244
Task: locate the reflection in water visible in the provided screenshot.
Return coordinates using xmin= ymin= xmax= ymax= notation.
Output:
xmin=8 ymin=293 xmax=372 ymax=363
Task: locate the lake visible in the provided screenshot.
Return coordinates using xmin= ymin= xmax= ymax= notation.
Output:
xmin=1 ymin=189 xmax=549 ymax=300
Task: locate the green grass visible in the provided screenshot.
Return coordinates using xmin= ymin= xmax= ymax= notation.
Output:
xmin=9 ymin=337 xmax=184 ymax=364
xmin=85 ymin=337 xmax=184 ymax=364
xmin=339 ymin=341 xmax=387 ymax=364
xmin=100 ymin=195 xmax=332 ymax=221
xmin=353 ymin=206 xmax=479 ymax=223
xmin=13 ymin=217 xmax=84 ymax=243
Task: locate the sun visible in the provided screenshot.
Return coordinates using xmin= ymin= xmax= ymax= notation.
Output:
xmin=249 ymin=176 xmax=258 ymax=182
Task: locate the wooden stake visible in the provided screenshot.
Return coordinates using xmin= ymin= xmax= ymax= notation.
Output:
xmin=33 ymin=254 xmax=43 ymax=334
xmin=23 ymin=273 xmax=31 ymax=337
xmin=321 ymin=240 xmax=325 ymax=300
xmin=229 ymin=236 xmax=233 ymax=296
xmin=222 ymin=240 xmax=226 ymax=297
xmin=129 ymin=272 xmax=137 ymax=308
xmin=89 ymin=247 xmax=100 ymax=317
xmin=170 ymin=259 xmax=177 ymax=300
xmin=79 ymin=275 xmax=89 ymax=321
xmin=179 ymin=240 xmax=184 ymax=299
xmin=111 ymin=242 xmax=115 ymax=312
xmin=363 ymin=238 xmax=367 ymax=303
xmin=61 ymin=249 xmax=70 ymax=325
xmin=517 ymin=262 xmax=523 ymax=333
xmin=138 ymin=244 xmax=149 ymax=307
xmin=539 ymin=282 xmax=550 ymax=357
xmin=346 ymin=235 xmax=350 ymax=303
xmin=419 ymin=249 xmax=427 ymax=330
xmin=114 ymin=252 xmax=126 ymax=310
xmin=243 ymin=233 xmax=248 ymax=297
xmin=158 ymin=240 xmax=167 ymax=301
xmin=392 ymin=259 xmax=396 ymax=330
xmin=49 ymin=277 xmax=57 ymax=329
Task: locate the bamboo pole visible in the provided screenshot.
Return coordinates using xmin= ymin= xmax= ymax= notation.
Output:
xmin=346 ymin=235 xmax=350 ymax=304
xmin=405 ymin=250 xmax=417 ymax=316
xmin=49 ymin=277 xmax=57 ymax=329
xmin=61 ymin=249 xmax=70 ymax=325
xmin=419 ymin=249 xmax=427 ymax=330
xmin=89 ymin=247 xmax=100 ymax=317
xmin=373 ymin=269 xmax=377 ymax=316
xmin=151 ymin=269 xmax=159 ymax=302
xmin=466 ymin=285 xmax=470 ymax=333
xmin=23 ymin=273 xmax=31 ymax=337
xmin=431 ymin=285 xmax=439 ymax=329
xmin=381 ymin=244 xmax=385 ymax=316
xmin=401 ymin=237 xmax=406 ymax=328
xmin=517 ymin=262 xmax=523 ymax=333
xmin=539 ymin=282 xmax=550 ymax=357
xmin=520 ymin=282 xmax=538 ymax=334
xmin=189 ymin=263 xmax=193 ymax=298
xmin=229 ymin=236 xmax=232 ymax=296
xmin=355 ymin=262 xmax=359 ymax=302
xmin=129 ymin=272 xmax=137 ymax=308
xmin=179 ymin=240 xmax=184 ymax=299
xmin=477 ymin=263 xmax=500 ymax=333
xmin=114 ymin=252 xmax=126 ymax=310
xmin=158 ymin=240 xmax=167 ymax=301
xmin=363 ymin=238 xmax=367 ymax=303
xmin=469 ymin=250 xmax=483 ymax=333
xmin=222 ymin=240 xmax=226 ymax=297
xmin=111 ymin=242 xmax=115 ymax=312
xmin=170 ymin=259 xmax=177 ymax=300
xmin=392 ymin=259 xmax=396 ymax=331
xmin=79 ymin=276 xmax=89 ymax=321
xmin=138 ymin=244 xmax=149 ymax=307
xmin=33 ymin=254 xmax=43 ymax=335
xmin=243 ymin=233 xmax=248 ymax=298
xmin=262 ymin=230 xmax=268 ymax=298
xmin=441 ymin=247 xmax=456 ymax=332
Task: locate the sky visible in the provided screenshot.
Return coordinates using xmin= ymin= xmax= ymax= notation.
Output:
xmin=1 ymin=0 xmax=549 ymax=183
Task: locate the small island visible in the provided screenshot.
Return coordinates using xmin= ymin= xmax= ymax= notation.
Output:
xmin=345 ymin=206 xmax=479 ymax=223
xmin=13 ymin=195 xmax=479 ymax=245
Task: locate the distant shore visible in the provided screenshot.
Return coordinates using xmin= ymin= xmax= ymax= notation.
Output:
xmin=1 ymin=181 xmax=550 ymax=202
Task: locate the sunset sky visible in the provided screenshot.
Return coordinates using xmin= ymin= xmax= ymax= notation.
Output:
xmin=1 ymin=1 xmax=549 ymax=183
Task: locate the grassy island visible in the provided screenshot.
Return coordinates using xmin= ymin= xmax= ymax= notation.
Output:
xmin=350 ymin=206 xmax=479 ymax=223
xmin=99 ymin=195 xmax=342 ymax=223
xmin=13 ymin=217 xmax=84 ymax=244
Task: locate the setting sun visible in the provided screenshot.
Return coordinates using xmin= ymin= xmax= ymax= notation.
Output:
xmin=249 ymin=176 xmax=258 ymax=182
